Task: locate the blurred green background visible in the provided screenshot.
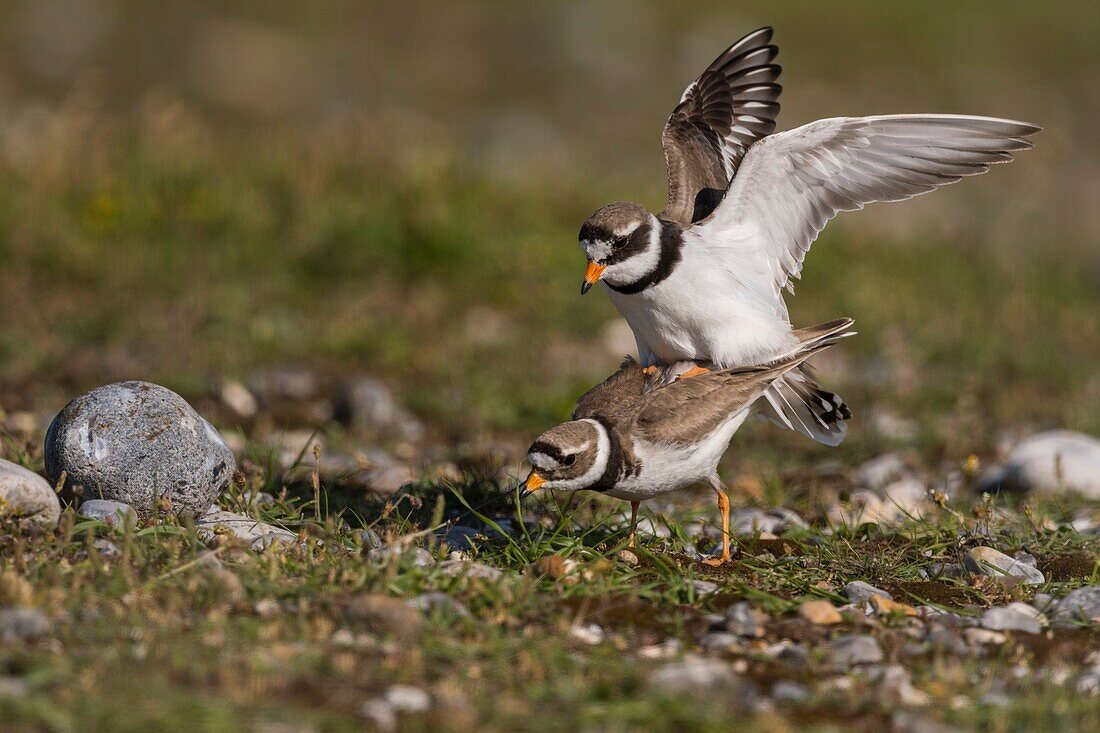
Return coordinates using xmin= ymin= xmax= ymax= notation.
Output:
xmin=0 ymin=0 xmax=1097 ymax=458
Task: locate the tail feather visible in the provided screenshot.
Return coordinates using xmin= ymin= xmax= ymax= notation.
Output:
xmin=757 ymin=318 xmax=854 ymax=446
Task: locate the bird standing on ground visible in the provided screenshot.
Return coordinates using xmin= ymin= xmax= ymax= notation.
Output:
xmin=520 ymin=320 xmax=852 ymax=565
xmin=576 ymin=27 xmax=1039 ymax=446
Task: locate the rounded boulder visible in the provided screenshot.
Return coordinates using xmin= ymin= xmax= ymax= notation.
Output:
xmin=45 ymin=381 xmax=235 ymax=518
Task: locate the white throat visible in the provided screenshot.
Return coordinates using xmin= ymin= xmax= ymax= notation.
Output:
xmin=603 ymin=215 xmax=662 ymax=287
xmin=548 ymin=419 xmax=610 ymax=491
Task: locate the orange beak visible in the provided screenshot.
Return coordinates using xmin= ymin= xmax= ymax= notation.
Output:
xmin=520 ymin=471 xmax=546 ymax=498
xmin=581 ymin=261 xmax=607 ymax=295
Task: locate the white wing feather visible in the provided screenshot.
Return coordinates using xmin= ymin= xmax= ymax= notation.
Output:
xmin=692 ymin=114 xmax=1040 ymax=307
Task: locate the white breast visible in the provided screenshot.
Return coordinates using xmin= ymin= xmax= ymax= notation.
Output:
xmin=604 ymin=410 xmax=751 ymax=501
xmin=606 ymin=242 xmax=798 ymax=368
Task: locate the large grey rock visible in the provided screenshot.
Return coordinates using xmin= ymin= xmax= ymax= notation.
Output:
xmin=964 ymin=546 xmax=1045 ymax=585
xmin=981 ymin=430 xmax=1100 ymax=498
xmin=77 ymin=499 xmax=137 ymax=527
xmin=0 ymin=459 xmax=60 ymax=532
xmin=45 ymin=382 xmax=235 ymax=518
xmin=196 ymin=509 xmax=297 ymax=550
xmin=1050 ymin=586 xmax=1100 ymax=628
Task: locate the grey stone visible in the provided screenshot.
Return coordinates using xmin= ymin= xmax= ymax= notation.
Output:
xmin=439 ymin=559 xmax=503 ymax=581
xmin=648 ymin=656 xmax=739 ymax=695
xmin=920 ymin=562 xmax=965 ymax=580
xmin=979 ymin=602 xmax=1045 ymax=633
xmin=367 ymin=545 xmax=434 ymax=568
xmin=725 ymin=602 xmax=765 ymax=638
xmin=92 ymin=539 xmax=121 ymax=557
xmin=692 ymin=579 xmax=718 ymax=596
xmin=699 ymin=632 xmax=740 ymax=652
xmin=729 ymin=507 xmax=807 ymax=536
xmin=439 ymin=525 xmax=481 ymax=551
xmin=924 ymin=628 xmax=969 ymax=656
xmin=196 ymin=509 xmax=296 ymax=550
xmin=77 ymin=499 xmax=137 ymax=527
xmin=963 ymin=628 xmax=1007 ymax=646
xmin=771 ymin=680 xmax=809 ymax=704
xmin=1013 ymin=551 xmax=1038 ymax=567
xmin=761 ymin=641 xmax=810 ymax=668
xmin=0 ymin=676 xmax=30 ymax=698
xmin=0 ymin=459 xmax=60 ymax=532
xmin=218 ymin=380 xmax=258 ymax=419
xmin=249 ymin=367 xmax=319 ymax=402
xmin=980 ymin=430 xmax=1100 ymax=498
xmin=843 ymin=581 xmax=893 ymax=604
xmin=338 ymin=378 xmax=424 ymax=441
xmin=1030 ymin=593 xmax=1055 ymax=612
xmin=45 ymin=382 xmax=235 ymax=518
xmin=825 ymin=634 xmax=884 ymax=668
xmin=882 ymin=478 xmax=930 ymax=520
xmin=0 ymin=607 xmax=49 ymax=642
xmin=1076 ymin=668 xmax=1100 ymax=695
xmin=1050 ymin=586 xmax=1100 ymax=627
xmin=868 ymin=664 xmax=931 ymax=706
xmin=964 ymin=546 xmax=1045 ymax=585
xmin=406 ymin=593 xmax=471 ymax=619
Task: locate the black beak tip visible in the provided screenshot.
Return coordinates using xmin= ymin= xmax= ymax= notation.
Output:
xmin=580 ymin=281 xmax=592 ymax=295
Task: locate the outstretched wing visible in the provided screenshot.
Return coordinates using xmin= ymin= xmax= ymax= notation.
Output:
xmin=692 ymin=114 xmax=1040 ymax=305
xmin=660 ymin=27 xmax=782 ymax=227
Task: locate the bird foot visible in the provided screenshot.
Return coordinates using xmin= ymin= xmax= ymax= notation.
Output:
xmin=642 ymin=366 xmax=658 ymax=376
xmin=701 ymin=553 xmax=731 ymax=567
xmin=675 ymin=366 xmax=711 ymax=381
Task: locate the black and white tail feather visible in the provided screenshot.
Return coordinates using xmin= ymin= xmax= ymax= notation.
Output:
xmin=757 ymin=318 xmax=855 ymax=446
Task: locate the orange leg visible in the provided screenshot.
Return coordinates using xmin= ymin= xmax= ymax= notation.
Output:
xmin=642 ymin=366 xmax=658 ymax=376
xmin=675 ymin=365 xmax=711 ymax=381
xmin=701 ymin=479 xmax=731 ymax=566
xmin=627 ymin=500 xmax=640 ymax=548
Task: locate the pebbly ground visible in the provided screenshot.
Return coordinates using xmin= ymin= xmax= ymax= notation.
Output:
xmin=1 ymin=377 xmax=1099 ymax=732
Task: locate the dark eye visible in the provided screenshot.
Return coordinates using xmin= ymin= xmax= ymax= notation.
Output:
xmin=563 ymin=454 xmax=577 ymax=466
xmin=611 ymin=237 xmax=626 ymax=250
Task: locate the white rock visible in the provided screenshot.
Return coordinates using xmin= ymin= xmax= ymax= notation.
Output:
xmin=964 ymin=547 xmax=1045 ymax=585
xmin=78 ymin=499 xmax=137 ymax=527
xmin=980 ymin=603 xmax=1045 ymax=633
xmin=569 ymin=623 xmax=605 ymax=646
xmin=857 ymin=453 xmax=911 ymax=490
xmin=982 ymin=430 xmax=1100 ymax=498
xmin=196 ymin=509 xmax=297 ymax=550
xmin=0 ymin=459 xmax=60 ymax=532
xmin=384 ymin=684 xmax=430 ymax=713
xmin=729 ymin=507 xmax=807 ymax=536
